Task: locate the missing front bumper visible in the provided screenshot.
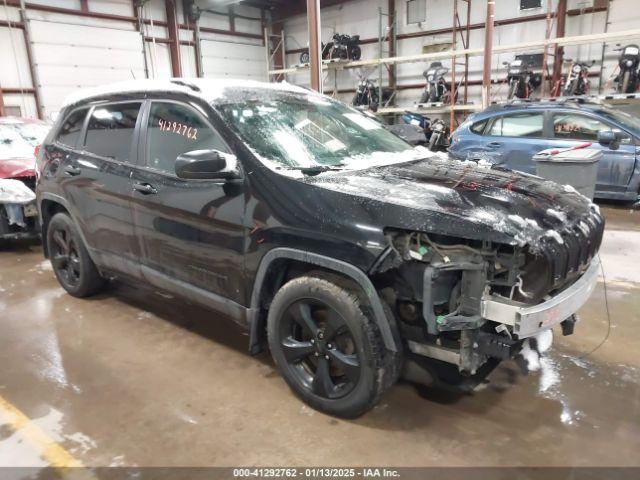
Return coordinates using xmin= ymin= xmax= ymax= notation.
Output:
xmin=481 ymin=256 xmax=600 ymax=339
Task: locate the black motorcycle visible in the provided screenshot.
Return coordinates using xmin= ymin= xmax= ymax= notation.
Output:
xmin=331 ymin=33 xmax=361 ymax=60
xmin=563 ymin=60 xmax=593 ymax=96
xmin=427 ymin=118 xmax=448 ymax=152
xmin=420 ymin=62 xmax=452 ymax=103
xmin=504 ymin=59 xmax=541 ymax=99
xmin=299 ymin=33 xmax=361 ymax=64
xmin=615 ymin=44 xmax=640 ymax=93
xmin=352 ymin=76 xmax=393 ymax=109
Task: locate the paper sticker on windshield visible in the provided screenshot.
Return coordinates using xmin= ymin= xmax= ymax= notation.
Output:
xmin=158 ymin=118 xmax=198 ymax=141
xmin=342 ymin=113 xmax=381 ymax=131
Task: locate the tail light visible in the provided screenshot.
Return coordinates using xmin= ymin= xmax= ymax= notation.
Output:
xmin=34 ymin=144 xmax=40 ymax=158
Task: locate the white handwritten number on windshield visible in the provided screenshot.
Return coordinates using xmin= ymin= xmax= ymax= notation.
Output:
xmin=158 ymin=118 xmax=198 ymax=141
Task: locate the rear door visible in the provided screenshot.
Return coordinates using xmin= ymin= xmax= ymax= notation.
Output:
xmin=60 ymin=101 xmax=143 ymax=277
xmin=547 ymin=111 xmax=637 ymax=194
xmin=480 ymin=111 xmax=546 ymax=174
xmin=130 ymin=99 xmax=247 ymax=306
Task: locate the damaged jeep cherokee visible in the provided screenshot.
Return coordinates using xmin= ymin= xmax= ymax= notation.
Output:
xmin=36 ymin=80 xmax=603 ymax=418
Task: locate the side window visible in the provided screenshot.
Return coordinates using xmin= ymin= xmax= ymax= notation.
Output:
xmin=489 ymin=113 xmax=544 ymax=138
xmin=146 ymin=102 xmax=229 ymax=175
xmin=56 ymin=108 xmax=88 ymax=148
xmin=552 ymin=113 xmax=628 ymax=143
xmin=470 ymin=119 xmax=488 ymax=135
xmin=84 ymin=102 xmax=141 ymax=162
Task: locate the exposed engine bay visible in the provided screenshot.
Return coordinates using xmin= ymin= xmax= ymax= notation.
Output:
xmin=371 ymin=219 xmax=603 ymax=389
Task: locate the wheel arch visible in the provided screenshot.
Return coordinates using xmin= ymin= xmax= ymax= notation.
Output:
xmin=248 ymin=247 xmax=398 ymax=355
xmin=38 ymin=193 xmax=93 ymax=261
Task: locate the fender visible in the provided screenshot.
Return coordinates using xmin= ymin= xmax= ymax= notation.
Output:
xmin=37 ymin=192 xmax=96 ymax=261
xmin=248 ymin=247 xmax=398 ymax=354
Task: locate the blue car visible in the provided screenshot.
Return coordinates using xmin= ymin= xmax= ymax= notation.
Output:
xmin=449 ymin=100 xmax=640 ymax=201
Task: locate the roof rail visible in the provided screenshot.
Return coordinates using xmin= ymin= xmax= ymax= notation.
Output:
xmin=170 ymin=79 xmax=201 ymax=92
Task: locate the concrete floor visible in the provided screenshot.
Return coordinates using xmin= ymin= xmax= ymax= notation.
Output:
xmin=0 ymin=204 xmax=639 ymax=468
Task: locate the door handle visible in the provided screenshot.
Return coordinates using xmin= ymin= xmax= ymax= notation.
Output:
xmin=487 ymin=142 xmax=503 ymax=148
xmin=64 ymin=165 xmax=81 ymax=176
xmin=133 ymin=182 xmax=158 ymax=195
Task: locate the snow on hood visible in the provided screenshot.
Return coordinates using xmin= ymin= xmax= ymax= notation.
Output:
xmin=306 ymin=156 xmax=601 ymax=249
xmin=62 ymin=78 xmax=312 ymax=109
xmin=0 ymin=178 xmax=36 ymax=204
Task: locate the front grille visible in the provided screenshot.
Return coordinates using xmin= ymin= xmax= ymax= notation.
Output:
xmin=539 ymin=212 xmax=604 ymax=291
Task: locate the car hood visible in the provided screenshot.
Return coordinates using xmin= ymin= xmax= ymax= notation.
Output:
xmin=304 ymin=156 xmax=602 ymax=249
xmin=0 ymin=157 xmax=36 ymax=179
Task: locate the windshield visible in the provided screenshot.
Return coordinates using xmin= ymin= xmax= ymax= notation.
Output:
xmin=594 ymin=107 xmax=640 ymax=136
xmin=216 ymin=91 xmax=418 ymax=172
xmin=0 ymin=122 xmax=49 ymax=159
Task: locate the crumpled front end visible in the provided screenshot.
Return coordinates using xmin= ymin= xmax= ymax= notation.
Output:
xmin=0 ymin=178 xmax=39 ymax=240
xmin=369 ymin=204 xmax=604 ymax=390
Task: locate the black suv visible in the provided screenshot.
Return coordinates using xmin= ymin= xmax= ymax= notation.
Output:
xmin=36 ymin=79 xmax=604 ymax=418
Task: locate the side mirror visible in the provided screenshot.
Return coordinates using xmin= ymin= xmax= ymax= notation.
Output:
xmin=597 ymin=130 xmax=625 ymax=150
xmin=175 ymin=149 xmax=241 ymax=180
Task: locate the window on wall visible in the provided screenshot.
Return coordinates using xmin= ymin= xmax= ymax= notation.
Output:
xmin=407 ymin=0 xmax=426 ymax=25
xmin=520 ymin=0 xmax=542 ymax=10
xmin=84 ymin=103 xmax=141 ymax=162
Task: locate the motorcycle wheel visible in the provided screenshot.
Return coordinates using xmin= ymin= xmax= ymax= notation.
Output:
xmin=507 ymin=81 xmax=517 ymax=100
xmin=623 ymin=71 xmax=631 ymax=94
xmin=300 ymin=51 xmax=310 ymax=64
xmin=428 ymin=132 xmax=439 ymax=151
xmin=419 ymin=90 xmax=429 ymax=104
xmin=563 ymin=80 xmax=576 ymax=97
xmin=350 ymin=45 xmax=362 ymax=61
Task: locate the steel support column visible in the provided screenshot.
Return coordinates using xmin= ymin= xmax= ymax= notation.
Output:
xmin=306 ymin=0 xmax=322 ymax=92
xmin=552 ymin=0 xmax=567 ymax=85
xmin=165 ymin=0 xmax=182 ymax=77
xmin=481 ymin=0 xmax=495 ymax=108
xmin=0 ymin=83 xmax=5 ymax=117
xmin=19 ymin=0 xmax=43 ymax=119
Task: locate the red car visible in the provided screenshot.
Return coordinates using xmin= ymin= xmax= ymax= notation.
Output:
xmin=0 ymin=116 xmax=50 ymax=241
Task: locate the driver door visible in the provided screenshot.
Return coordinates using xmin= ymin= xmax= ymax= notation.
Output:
xmin=130 ymin=100 xmax=247 ymax=306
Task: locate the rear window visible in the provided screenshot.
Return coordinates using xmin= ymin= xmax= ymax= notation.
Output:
xmin=489 ymin=112 xmax=543 ymax=138
xmin=56 ymin=109 xmax=88 ymax=148
xmin=83 ymin=103 xmax=141 ymax=162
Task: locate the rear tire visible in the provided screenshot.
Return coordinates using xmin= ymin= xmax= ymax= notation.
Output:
xmin=267 ymin=275 xmax=394 ymax=418
xmin=299 ymin=51 xmax=310 ymax=64
xmin=622 ymin=71 xmax=631 ymax=93
xmin=46 ymin=212 xmax=105 ymax=298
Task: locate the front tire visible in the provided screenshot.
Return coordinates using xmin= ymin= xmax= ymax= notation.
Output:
xmin=267 ymin=276 xmax=392 ymax=418
xmin=46 ymin=212 xmax=105 ymax=297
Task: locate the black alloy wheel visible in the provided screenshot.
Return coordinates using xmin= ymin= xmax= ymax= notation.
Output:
xmin=46 ymin=212 xmax=104 ymax=297
xmin=279 ymin=299 xmax=361 ymax=399
xmin=267 ymin=275 xmax=395 ymax=418
xmin=50 ymin=224 xmax=81 ymax=289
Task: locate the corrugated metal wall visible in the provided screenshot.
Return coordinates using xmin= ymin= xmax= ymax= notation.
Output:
xmin=0 ymin=0 xmax=266 ymax=119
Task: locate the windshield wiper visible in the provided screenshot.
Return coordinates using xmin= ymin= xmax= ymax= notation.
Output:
xmin=290 ymin=165 xmax=344 ymax=176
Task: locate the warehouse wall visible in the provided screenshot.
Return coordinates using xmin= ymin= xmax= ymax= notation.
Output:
xmin=0 ymin=0 xmax=266 ymax=119
xmin=280 ymin=0 xmax=638 ymax=111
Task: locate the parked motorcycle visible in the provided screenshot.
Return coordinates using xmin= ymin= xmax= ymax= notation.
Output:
xmin=563 ymin=60 xmax=594 ymax=96
xmin=299 ymin=33 xmax=361 ymax=64
xmin=504 ymin=59 xmax=541 ymax=99
xmin=352 ymin=76 xmax=393 ymax=109
xmin=427 ymin=118 xmax=449 ymax=152
xmin=420 ymin=62 xmax=453 ymax=104
xmin=614 ymin=44 xmax=640 ymax=93
xmin=331 ymin=33 xmax=361 ymax=60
